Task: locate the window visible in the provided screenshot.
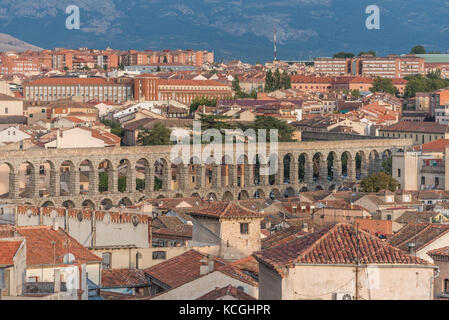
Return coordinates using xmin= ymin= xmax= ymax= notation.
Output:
xmin=4 ymin=107 xmax=7 ymax=114
xmin=397 ymin=169 xmax=401 ymax=177
xmin=386 ymin=214 xmax=392 ymax=221
xmin=102 ymin=253 xmax=111 ymax=269
xmin=240 ymin=223 xmax=249 ymax=234
xmin=436 ymin=177 xmax=440 ymax=187
xmin=152 ymin=251 xmax=166 ymax=260
xmin=421 ymin=176 xmax=426 ymax=185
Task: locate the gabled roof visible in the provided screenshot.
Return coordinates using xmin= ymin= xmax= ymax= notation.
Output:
xmin=254 ymin=223 xmax=430 ymax=275
xmin=262 ymin=226 xmax=307 ymax=250
xmin=387 ymin=223 xmax=449 ymax=252
xmin=196 ymin=285 xmax=256 ymax=300
xmin=188 ymin=201 xmax=263 ymax=219
xmin=16 ymin=226 xmax=101 ymax=267
xmin=0 ymin=239 xmax=23 ymax=266
xmin=101 ymin=269 xmax=149 ymax=288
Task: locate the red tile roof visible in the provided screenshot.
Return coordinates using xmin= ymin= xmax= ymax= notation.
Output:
xmin=254 ymin=223 xmax=430 ymax=275
xmin=412 ymin=139 xmax=449 ymax=153
xmin=262 ymin=226 xmax=307 ymax=250
xmin=381 ymin=121 xmax=448 ymax=134
xmin=26 ymin=77 xmax=129 ymax=86
xmin=188 ymin=201 xmax=263 ymax=219
xmin=16 ymin=226 xmax=101 ymax=267
xmin=144 ymin=250 xmax=226 ymax=289
xmin=196 ymin=285 xmax=256 ymax=300
xmin=427 ymin=246 xmax=449 ymax=258
xmin=0 ymin=240 xmax=23 ymax=266
xmin=101 ymin=269 xmax=149 ymax=288
xmin=387 ymin=223 xmax=449 ymax=252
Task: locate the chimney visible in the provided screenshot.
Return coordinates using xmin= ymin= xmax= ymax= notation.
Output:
xmin=200 ymin=256 xmax=214 ymax=275
xmin=406 ymin=242 xmax=416 ymax=256
xmin=54 ymin=269 xmax=61 ymax=293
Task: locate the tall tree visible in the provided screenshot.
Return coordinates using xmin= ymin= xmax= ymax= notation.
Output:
xmin=232 ymin=75 xmax=241 ymax=92
xmin=410 ymin=45 xmax=426 ymax=54
xmin=281 ymin=72 xmax=291 ymax=89
xmin=137 ymin=123 xmax=172 ymax=146
xmin=370 ymin=77 xmax=398 ymax=95
xmin=274 ymin=69 xmax=282 ymax=90
xmin=360 ymin=172 xmax=399 ymax=193
xmin=265 ymin=70 xmax=274 ymax=92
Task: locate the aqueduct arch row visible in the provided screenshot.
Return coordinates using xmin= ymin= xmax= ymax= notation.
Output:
xmin=0 ymin=140 xmax=410 ymax=208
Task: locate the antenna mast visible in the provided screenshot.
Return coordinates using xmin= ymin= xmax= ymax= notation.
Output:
xmin=274 ymin=27 xmax=277 ymax=61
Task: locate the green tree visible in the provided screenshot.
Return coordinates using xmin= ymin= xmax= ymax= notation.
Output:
xmin=333 ymin=52 xmax=355 ymax=58
xmin=370 ymin=77 xmax=398 ymax=95
xmin=232 ymin=75 xmax=241 ymax=92
xmin=382 ymin=156 xmax=392 ymax=175
xmin=163 ymin=56 xmax=168 ymax=63
xmin=189 ymin=97 xmax=217 ymax=113
xmin=360 ymin=172 xmax=399 ymax=193
xmin=274 ymin=69 xmax=282 ymax=90
xmin=137 ymin=123 xmax=172 ymax=146
xmin=281 ymin=72 xmax=292 ymax=89
xmin=136 ymin=178 xmax=145 ymax=191
xmin=101 ymin=119 xmax=123 ymax=140
xmin=265 ymin=70 xmax=274 ymax=92
xmin=404 ymin=74 xmax=449 ymax=98
xmin=64 ymin=66 xmax=69 ymax=71
xmin=357 ymin=50 xmax=376 ymax=57
xmin=156 ymin=65 xmax=161 ymax=72
xmin=350 ymin=89 xmax=361 ymax=98
xmin=410 ymin=45 xmax=426 ymax=54
xmin=154 ymin=177 xmax=163 ymax=191
xmin=241 ymin=116 xmax=294 ymax=142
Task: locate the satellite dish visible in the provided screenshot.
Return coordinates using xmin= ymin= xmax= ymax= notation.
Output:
xmin=63 ymin=253 xmax=76 ymax=265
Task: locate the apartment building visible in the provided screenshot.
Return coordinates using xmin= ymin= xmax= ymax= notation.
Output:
xmin=23 ymin=77 xmax=134 ymax=103
xmin=134 ymin=74 xmax=232 ymax=104
xmin=314 ymin=58 xmax=351 ymax=75
xmin=0 ymin=55 xmax=40 ymax=74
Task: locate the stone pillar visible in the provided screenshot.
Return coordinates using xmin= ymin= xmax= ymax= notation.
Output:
xmin=196 ymin=165 xmax=206 ymax=189
xmin=127 ymin=168 xmax=136 ymax=193
xmin=230 ymin=165 xmax=238 ymax=187
xmin=276 ymin=160 xmax=283 ymax=185
xmin=8 ymin=170 xmax=19 ymax=199
xmin=108 ymin=169 xmax=118 ymax=193
xmin=70 ymin=169 xmax=80 ymax=196
xmin=291 ymin=161 xmax=298 ymax=185
xmin=89 ymin=169 xmax=99 ymax=195
xmin=347 ymin=159 xmax=356 ymax=182
xmin=333 ymin=159 xmax=342 ymax=181
xmin=29 ymin=169 xmax=40 ymax=198
xmin=178 ymin=164 xmax=188 ymax=191
xmin=163 ymin=165 xmax=171 ymax=191
xmin=50 ymin=169 xmax=60 ymax=197
xmin=245 ymin=164 xmax=253 ymax=187
xmin=212 ymin=164 xmax=221 ymax=188
xmin=145 ymin=167 xmax=154 ymax=192
xmin=319 ymin=161 xmax=328 ymax=183
xmin=304 ymin=161 xmax=313 ymax=184
xmin=260 ymin=164 xmax=269 ymax=186
xmin=360 ymin=159 xmax=369 ymax=180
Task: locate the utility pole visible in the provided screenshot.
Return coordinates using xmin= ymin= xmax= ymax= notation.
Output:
xmin=274 ymin=27 xmax=277 ymax=61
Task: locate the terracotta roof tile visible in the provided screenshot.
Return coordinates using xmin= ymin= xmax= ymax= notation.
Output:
xmin=101 ymin=269 xmax=149 ymax=288
xmin=254 ymin=223 xmax=430 ymax=274
xmin=0 ymin=239 xmax=23 ymax=266
xmin=196 ymin=285 xmax=256 ymax=300
xmin=188 ymin=201 xmax=263 ymax=219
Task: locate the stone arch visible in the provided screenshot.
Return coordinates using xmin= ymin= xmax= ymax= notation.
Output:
xmin=368 ymin=150 xmax=380 ymax=175
xmin=62 ymin=200 xmax=75 ymax=209
xmin=136 ymin=158 xmax=151 ymax=192
xmin=282 ymin=153 xmax=294 ymax=184
xmin=299 ymin=186 xmax=308 ymax=192
xmin=0 ymin=162 xmax=15 ymax=198
xmin=191 ymin=192 xmax=201 ymax=198
xmin=329 ymin=184 xmax=336 ymax=191
xmin=355 ymin=151 xmax=368 ymax=181
xmin=236 ymin=154 xmax=248 ymax=188
xmin=254 ymin=189 xmax=265 ymax=199
xmin=100 ymin=198 xmax=113 ymax=210
xmin=221 ymin=155 xmax=234 ymax=188
xmin=98 ymin=159 xmax=114 ymax=193
xmin=60 ymin=160 xmax=76 ymax=196
xmin=42 ymin=200 xmax=55 ymax=208
xmin=79 ymin=159 xmax=95 ymax=195
xmin=18 ymin=161 xmax=37 ymax=198
xmin=81 ymin=199 xmax=95 ymax=209
xmin=327 ymin=151 xmax=337 ymax=181
xmin=117 ymin=158 xmax=133 ymax=193
xmin=312 ymin=152 xmax=325 ymax=183
xmin=222 ymin=191 xmax=234 ymax=201
xmin=118 ymin=197 xmax=132 ymax=207
xmin=268 ymin=154 xmax=279 ymax=186
xmin=175 ymin=193 xmax=184 ymax=198
xmin=315 ymin=185 xmax=324 ymax=191
xmin=270 ymin=188 xmax=280 ymax=200
xmin=206 ymin=192 xmax=218 ymax=201
xmin=340 ymin=152 xmax=354 ymax=180
xmin=284 ymin=187 xmax=296 ymax=198
xmin=154 ymin=158 xmax=170 ymax=192
xmin=253 ymin=154 xmax=267 ymax=186
xmin=238 ymin=190 xmax=250 ymax=200
xmin=34 ymin=160 xmax=56 ymax=198
xmin=298 ymin=153 xmax=310 ymax=183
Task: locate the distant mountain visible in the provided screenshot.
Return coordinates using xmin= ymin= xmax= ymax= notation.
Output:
xmin=0 ymin=0 xmax=448 ymax=62
xmin=0 ymin=33 xmax=42 ymax=52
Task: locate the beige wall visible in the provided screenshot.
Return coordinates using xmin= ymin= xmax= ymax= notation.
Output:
xmin=259 ymin=263 xmax=435 ymax=300
xmin=151 ymin=270 xmax=258 ymax=300
xmin=219 ymin=218 xmax=262 ymax=260
xmin=0 ymin=100 xmax=23 ymax=116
